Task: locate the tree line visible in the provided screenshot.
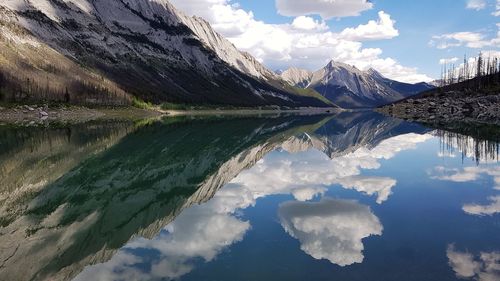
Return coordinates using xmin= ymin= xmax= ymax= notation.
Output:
xmin=0 ymin=68 xmax=132 ymax=106
xmin=440 ymin=52 xmax=500 ymax=90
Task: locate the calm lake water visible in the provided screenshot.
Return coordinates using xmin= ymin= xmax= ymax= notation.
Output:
xmin=0 ymin=112 xmax=499 ymax=281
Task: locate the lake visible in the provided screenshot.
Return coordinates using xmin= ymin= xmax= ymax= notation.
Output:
xmin=0 ymin=112 xmax=499 ymax=281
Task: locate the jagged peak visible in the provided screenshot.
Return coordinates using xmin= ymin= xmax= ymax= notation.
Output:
xmin=366 ymin=67 xmax=385 ymax=79
xmin=280 ymin=67 xmax=313 ymax=88
xmin=324 ymin=60 xmax=362 ymax=73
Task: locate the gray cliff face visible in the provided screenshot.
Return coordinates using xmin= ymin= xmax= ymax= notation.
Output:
xmin=0 ymin=0 xmax=328 ymax=107
xmin=281 ymin=67 xmax=313 ymax=89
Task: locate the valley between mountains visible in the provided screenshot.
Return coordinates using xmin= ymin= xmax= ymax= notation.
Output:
xmin=0 ymin=0 xmax=434 ymax=112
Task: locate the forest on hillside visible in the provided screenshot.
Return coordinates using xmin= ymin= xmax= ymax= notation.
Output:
xmin=0 ymin=30 xmax=132 ymax=106
xmin=437 ymin=52 xmax=500 ymax=94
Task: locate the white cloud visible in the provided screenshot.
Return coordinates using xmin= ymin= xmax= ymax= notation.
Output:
xmin=279 ymin=198 xmax=382 ymax=266
xmin=291 ymin=187 xmax=327 ymax=201
xmin=447 ymin=245 xmax=500 ymax=281
xmin=463 ymin=195 xmax=500 ymax=216
xmin=431 ymin=32 xmax=485 ymax=49
xmin=430 ymin=166 xmax=500 ymax=189
xmin=291 ymin=16 xmax=327 ymax=31
xmin=467 ymin=0 xmax=487 ymax=10
xmin=171 ymin=0 xmax=432 ymax=83
xmin=337 ymin=176 xmax=397 ymax=204
xmin=339 ymin=11 xmax=399 ymax=41
xmin=275 ymin=0 xmax=373 ymax=19
xmin=430 ymin=166 xmax=500 ymax=216
xmin=229 ymin=148 xmax=398 ymax=204
xmin=75 ymin=193 xmax=252 ymax=281
xmin=228 ymin=133 xmax=431 ymax=205
xmin=431 ymin=25 xmax=500 ymax=50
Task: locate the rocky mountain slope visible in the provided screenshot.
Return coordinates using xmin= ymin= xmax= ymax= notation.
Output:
xmin=281 ymin=61 xmax=433 ymax=109
xmin=281 ymin=67 xmax=313 ymax=88
xmin=0 ymin=0 xmax=329 ymax=107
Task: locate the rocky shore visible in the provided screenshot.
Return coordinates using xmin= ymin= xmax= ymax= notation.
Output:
xmin=0 ymin=104 xmax=163 ymax=126
xmin=377 ymin=92 xmax=500 ymax=125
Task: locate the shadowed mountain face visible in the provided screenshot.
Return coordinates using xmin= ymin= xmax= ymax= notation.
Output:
xmin=0 ymin=113 xmax=475 ymax=281
xmin=0 ymin=0 xmax=329 ymax=107
xmin=0 ymin=121 xmax=136 ymax=226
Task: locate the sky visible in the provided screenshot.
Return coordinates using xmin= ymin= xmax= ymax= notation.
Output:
xmin=170 ymin=0 xmax=500 ymax=83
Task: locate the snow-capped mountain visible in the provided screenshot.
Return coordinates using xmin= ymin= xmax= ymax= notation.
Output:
xmin=281 ymin=61 xmax=434 ymax=109
xmin=0 ymin=0 xmax=328 ymax=107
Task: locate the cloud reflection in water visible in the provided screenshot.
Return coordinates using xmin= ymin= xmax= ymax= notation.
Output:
xmin=447 ymin=244 xmax=500 ymax=281
xmin=278 ymin=198 xmax=382 ymax=266
xmin=74 ymin=131 xmax=432 ymax=280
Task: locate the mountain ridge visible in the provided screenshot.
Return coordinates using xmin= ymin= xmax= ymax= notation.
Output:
xmin=0 ymin=0 xmax=331 ymax=107
xmin=281 ymin=61 xmax=434 ymax=109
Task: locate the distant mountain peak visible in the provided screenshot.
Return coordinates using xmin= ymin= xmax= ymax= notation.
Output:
xmin=367 ymin=67 xmax=381 ymax=75
xmin=280 ymin=60 xmax=435 ymax=109
xmin=281 ymin=67 xmax=313 ymax=88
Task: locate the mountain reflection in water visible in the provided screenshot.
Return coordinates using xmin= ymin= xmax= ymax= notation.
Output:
xmin=0 ymin=112 xmax=498 ymax=281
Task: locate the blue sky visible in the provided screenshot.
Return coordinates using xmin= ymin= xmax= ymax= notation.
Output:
xmin=171 ymin=0 xmax=500 ymax=82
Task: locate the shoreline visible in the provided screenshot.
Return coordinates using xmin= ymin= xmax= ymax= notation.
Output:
xmin=0 ymin=104 xmax=340 ymax=125
xmin=162 ymin=107 xmax=340 ymax=116
xmin=0 ymin=104 xmax=163 ymax=126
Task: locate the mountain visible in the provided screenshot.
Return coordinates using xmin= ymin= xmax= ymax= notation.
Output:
xmin=367 ymin=68 xmax=435 ymax=97
xmin=0 ymin=0 xmax=329 ymax=107
xmin=281 ymin=67 xmax=313 ymax=88
xmin=281 ymin=61 xmax=434 ymax=109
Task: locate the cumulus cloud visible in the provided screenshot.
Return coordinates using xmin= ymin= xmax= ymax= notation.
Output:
xmin=339 ymin=11 xmax=399 ymax=41
xmin=463 ymin=195 xmax=500 ymax=216
xmin=447 ymin=245 xmax=500 ymax=281
xmin=276 ymin=0 xmax=373 ymax=19
xmin=228 ymin=133 xmax=432 ymax=205
xmin=170 ymin=0 xmax=432 ymax=83
xmin=231 ymin=148 xmax=390 ymax=203
xmin=75 ymin=198 xmax=251 ymax=281
xmin=337 ymin=176 xmax=397 ymax=204
xmin=291 ymin=16 xmax=328 ymax=31
xmin=279 ymin=198 xmax=382 ymax=266
xmin=467 ymin=0 xmax=487 ymax=10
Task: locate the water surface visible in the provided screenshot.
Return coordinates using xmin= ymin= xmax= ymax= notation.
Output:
xmin=0 ymin=112 xmax=499 ymax=281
